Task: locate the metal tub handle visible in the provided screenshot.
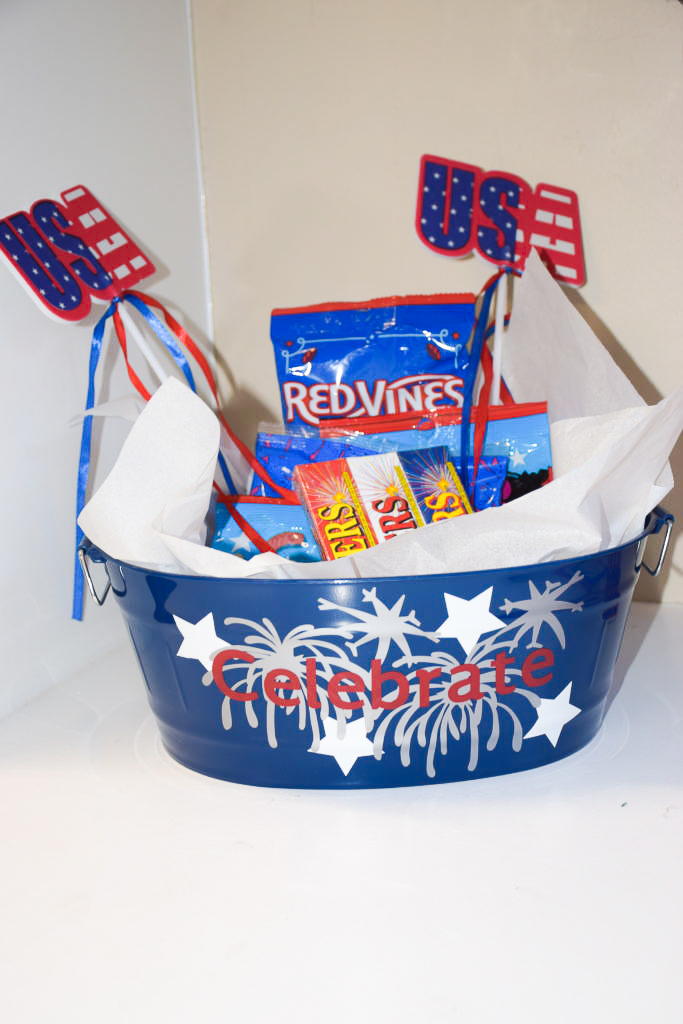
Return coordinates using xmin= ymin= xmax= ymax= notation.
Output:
xmin=78 ymin=544 xmax=111 ymax=605
xmin=636 ymin=507 xmax=674 ymax=577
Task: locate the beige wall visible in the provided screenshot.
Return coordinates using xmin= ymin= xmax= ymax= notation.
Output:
xmin=191 ymin=0 xmax=683 ymax=601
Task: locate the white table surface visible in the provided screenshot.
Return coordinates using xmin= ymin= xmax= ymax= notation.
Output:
xmin=1 ymin=601 xmax=681 ymax=1024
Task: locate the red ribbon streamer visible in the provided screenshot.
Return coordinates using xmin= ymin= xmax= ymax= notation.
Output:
xmin=119 ymin=291 xmax=297 ymax=502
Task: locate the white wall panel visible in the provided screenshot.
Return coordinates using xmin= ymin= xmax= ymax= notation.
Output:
xmin=0 ymin=0 xmax=210 ymax=715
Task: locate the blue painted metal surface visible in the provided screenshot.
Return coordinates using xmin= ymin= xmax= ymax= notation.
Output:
xmin=83 ymin=508 xmax=673 ymax=788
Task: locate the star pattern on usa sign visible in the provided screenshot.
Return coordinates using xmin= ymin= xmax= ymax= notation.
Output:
xmin=416 ymin=154 xmax=586 ymax=287
xmin=0 ymin=185 xmax=155 ymax=321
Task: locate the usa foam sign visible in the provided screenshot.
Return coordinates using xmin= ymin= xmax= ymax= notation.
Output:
xmin=416 ymin=154 xmax=586 ymax=287
xmin=0 ymin=185 xmax=155 ymax=321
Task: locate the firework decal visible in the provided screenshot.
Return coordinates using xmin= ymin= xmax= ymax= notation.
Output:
xmin=172 ymin=569 xmax=588 ymax=782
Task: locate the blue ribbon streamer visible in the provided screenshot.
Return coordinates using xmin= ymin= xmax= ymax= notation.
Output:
xmin=216 ymin=448 xmax=237 ymax=496
xmin=458 ymin=275 xmax=499 ymax=495
xmin=73 ymin=300 xmax=118 ymax=619
xmin=73 ymin=294 xmax=236 ymax=620
xmin=122 ymin=292 xmax=197 ymax=391
xmin=458 ymin=268 xmax=521 ymax=498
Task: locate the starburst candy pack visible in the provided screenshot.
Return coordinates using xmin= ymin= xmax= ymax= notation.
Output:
xmin=293 ymin=446 xmax=472 ymax=560
xmin=270 ymin=293 xmax=477 ymax=430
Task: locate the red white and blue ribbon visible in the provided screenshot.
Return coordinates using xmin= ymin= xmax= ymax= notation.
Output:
xmin=460 ymin=268 xmax=520 ymax=498
xmin=73 ymin=292 xmax=295 ymax=620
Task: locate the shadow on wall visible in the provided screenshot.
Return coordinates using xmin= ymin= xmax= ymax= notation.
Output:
xmin=563 ymin=288 xmax=682 ymax=604
xmin=214 ymin=346 xmax=278 ymax=445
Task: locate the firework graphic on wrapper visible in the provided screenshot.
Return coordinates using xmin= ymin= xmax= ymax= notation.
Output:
xmin=399 ymin=446 xmax=451 ymax=501
xmin=347 ymin=453 xmax=403 ymax=506
xmin=398 ymin=446 xmax=472 ymax=522
xmin=294 ymin=458 xmax=377 ymax=559
xmin=294 ymin=458 xmax=351 ymax=510
xmin=347 ymin=452 xmax=423 ymax=540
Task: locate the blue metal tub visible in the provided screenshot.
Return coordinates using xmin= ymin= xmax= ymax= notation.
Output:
xmin=80 ymin=507 xmax=673 ymax=788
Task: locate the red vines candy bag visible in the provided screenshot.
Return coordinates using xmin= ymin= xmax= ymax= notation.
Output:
xmin=271 ymin=294 xmax=477 ymax=430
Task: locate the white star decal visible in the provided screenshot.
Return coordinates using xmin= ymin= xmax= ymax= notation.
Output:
xmin=173 ymin=612 xmax=226 ymax=671
xmin=311 ymin=717 xmax=375 ymax=776
xmin=230 ymin=532 xmax=253 ymax=555
xmin=524 ymin=682 xmax=580 ymax=747
xmin=436 ymin=587 xmax=505 ymax=656
xmin=509 ymin=448 xmax=527 ymax=468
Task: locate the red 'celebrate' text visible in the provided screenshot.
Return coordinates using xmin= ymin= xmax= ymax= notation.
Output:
xmin=211 ymin=648 xmax=555 ymax=709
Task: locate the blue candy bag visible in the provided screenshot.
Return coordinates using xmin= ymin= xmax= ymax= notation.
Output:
xmin=249 ymin=428 xmax=380 ymax=498
xmin=465 ymin=456 xmax=507 ymax=510
xmin=271 ymin=293 xmax=477 ymax=430
xmin=321 ymin=401 xmax=551 ymax=506
xmin=211 ymin=498 xmax=322 ymax=562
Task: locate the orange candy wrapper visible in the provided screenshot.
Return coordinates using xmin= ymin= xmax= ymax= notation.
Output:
xmin=293 ymin=446 xmax=472 ymax=561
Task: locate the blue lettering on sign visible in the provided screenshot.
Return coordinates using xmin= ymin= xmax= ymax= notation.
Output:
xmin=417 ymin=157 xmax=477 ymax=254
xmin=32 ymin=200 xmax=114 ymax=294
xmin=477 ymin=174 xmax=524 ymax=263
xmin=0 ymin=212 xmax=83 ymax=314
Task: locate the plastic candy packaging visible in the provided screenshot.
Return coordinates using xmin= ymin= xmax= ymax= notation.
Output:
xmin=271 ymin=293 xmax=477 ymax=430
xmin=249 ymin=427 xmax=379 ymax=498
xmin=320 ymin=402 xmax=552 ymax=505
xmin=465 ymin=456 xmax=507 ymax=510
xmin=211 ymin=498 xmax=322 ymax=562
xmin=293 ymin=446 xmax=472 ymax=561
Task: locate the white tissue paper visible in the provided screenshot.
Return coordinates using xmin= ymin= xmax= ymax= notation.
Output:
xmin=78 ymin=253 xmax=683 ymax=580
